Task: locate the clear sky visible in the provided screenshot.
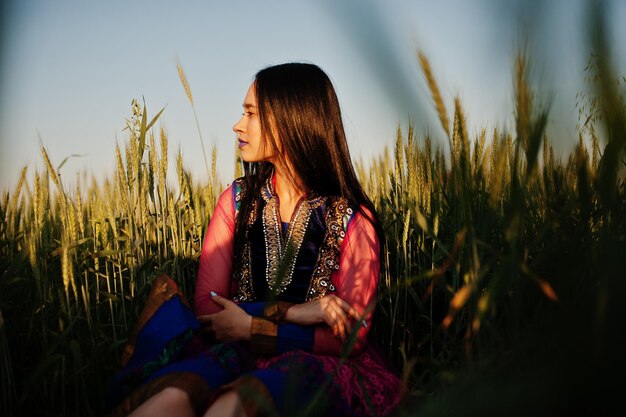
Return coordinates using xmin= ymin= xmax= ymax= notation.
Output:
xmin=1 ymin=0 xmax=624 ymax=190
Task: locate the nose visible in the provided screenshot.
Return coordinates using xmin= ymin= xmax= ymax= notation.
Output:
xmin=233 ymin=116 xmax=245 ymax=134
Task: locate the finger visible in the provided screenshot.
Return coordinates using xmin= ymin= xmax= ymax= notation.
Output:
xmin=210 ymin=291 xmax=230 ymax=308
xmin=333 ymin=298 xmax=365 ymax=332
xmin=327 ymin=295 xmax=356 ymax=320
xmin=335 ymin=317 xmax=345 ymax=340
xmin=325 ymin=307 xmax=339 ymax=337
xmin=334 ymin=318 xmax=344 ymax=339
xmin=336 ymin=298 xmax=362 ymax=322
xmin=342 ymin=314 xmax=352 ymax=337
xmin=196 ymin=314 xmax=212 ymax=325
xmin=338 ymin=307 xmax=351 ymax=339
xmin=323 ymin=302 xmax=339 ymax=327
xmin=336 ymin=312 xmax=349 ymax=340
xmin=329 ymin=304 xmax=348 ymax=340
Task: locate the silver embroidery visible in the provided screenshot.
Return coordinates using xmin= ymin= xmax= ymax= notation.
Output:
xmin=233 ymin=178 xmax=351 ymax=302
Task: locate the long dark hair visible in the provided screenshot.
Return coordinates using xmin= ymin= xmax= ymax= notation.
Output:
xmin=234 ymin=63 xmax=384 ymax=256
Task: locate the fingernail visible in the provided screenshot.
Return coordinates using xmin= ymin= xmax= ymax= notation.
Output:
xmin=210 ymin=291 xmax=217 ymax=297
xmin=361 ymin=319 xmax=368 ymax=328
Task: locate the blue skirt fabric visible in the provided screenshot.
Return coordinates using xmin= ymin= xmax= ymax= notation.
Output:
xmin=106 ymin=276 xmax=403 ymax=417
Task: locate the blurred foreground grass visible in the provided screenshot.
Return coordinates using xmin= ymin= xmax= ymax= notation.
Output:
xmin=1 ymin=8 xmax=625 ymax=417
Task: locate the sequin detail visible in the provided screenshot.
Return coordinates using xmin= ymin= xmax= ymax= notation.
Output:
xmin=260 ymin=181 xmax=324 ymax=295
xmin=232 ymin=177 xmax=353 ymax=301
xmin=233 ymin=178 xmax=257 ymax=302
xmin=233 ymin=238 xmax=254 ymax=302
xmin=233 ymin=179 xmax=245 ymax=215
xmin=306 ymin=198 xmax=354 ymax=301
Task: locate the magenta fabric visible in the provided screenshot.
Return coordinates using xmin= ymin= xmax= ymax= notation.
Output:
xmin=193 ymin=181 xmax=403 ymax=415
xmin=195 ymin=184 xmax=380 ymax=354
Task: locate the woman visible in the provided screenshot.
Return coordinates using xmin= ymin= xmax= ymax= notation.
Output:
xmin=107 ymin=63 xmax=402 ymax=417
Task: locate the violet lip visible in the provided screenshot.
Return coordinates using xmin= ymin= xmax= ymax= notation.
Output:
xmin=238 ymin=140 xmax=247 ymax=148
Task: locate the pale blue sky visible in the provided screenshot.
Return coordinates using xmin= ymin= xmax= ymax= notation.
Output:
xmin=1 ymin=0 xmax=624 ymax=190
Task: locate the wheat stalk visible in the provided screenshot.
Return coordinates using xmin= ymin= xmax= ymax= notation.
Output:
xmin=419 ymin=51 xmax=450 ymax=140
xmin=177 ymin=59 xmax=210 ymax=179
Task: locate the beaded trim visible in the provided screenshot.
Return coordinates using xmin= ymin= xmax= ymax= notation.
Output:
xmin=233 ymin=179 xmax=245 ymax=214
xmin=261 ymin=181 xmax=324 ymax=295
xmin=231 ymin=177 xmax=352 ymax=302
xmin=233 ymin=238 xmax=254 ymax=302
xmin=264 ymin=195 xmax=309 ymax=294
xmin=232 ymin=178 xmax=256 ymax=302
xmin=306 ymin=198 xmax=354 ymax=301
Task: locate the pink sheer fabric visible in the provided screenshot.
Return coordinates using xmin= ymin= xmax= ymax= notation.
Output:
xmin=195 ymin=187 xmax=237 ymax=314
xmin=194 ymin=185 xmax=380 ymax=354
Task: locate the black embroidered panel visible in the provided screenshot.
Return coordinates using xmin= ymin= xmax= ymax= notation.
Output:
xmin=231 ymin=177 xmax=354 ymax=303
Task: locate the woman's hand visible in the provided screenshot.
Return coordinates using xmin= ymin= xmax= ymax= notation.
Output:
xmin=284 ymin=295 xmax=362 ymax=340
xmin=197 ymin=293 xmax=252 ymax=342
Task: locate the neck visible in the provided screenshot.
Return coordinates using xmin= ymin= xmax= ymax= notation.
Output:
xmin=273 ymin=163 xmax=305 ymax=202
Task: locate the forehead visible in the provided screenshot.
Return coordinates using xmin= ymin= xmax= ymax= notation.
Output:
xmin=243 ymin=83 xmax=257 ymax=107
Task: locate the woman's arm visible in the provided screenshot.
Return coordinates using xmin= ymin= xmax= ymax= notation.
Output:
xmin=300 ymin=209 xmax=380 ymax=354
xmin=196 ymin=193 xmax=379 ymax=356
xmin=194 ymin=185 xmax=236 ymax=316
xmin=248 ymin=209 xmax=380 ymax=356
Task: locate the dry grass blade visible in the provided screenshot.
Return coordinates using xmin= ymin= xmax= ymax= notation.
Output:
xmin=515 ymin=48 xmax=532 ymax=151
xmin=177 ymin=59 xmax=194 ymax=105
xmin=177 ymin=59 xmax=210 ymax=179
xmin=441 ymin=284 xmax=474 ymax=329
xmin=10 ymin=166 xmax=28 ymax=217
xmin=40 ymin=144 xmax=62 ymax=191
xmin=418 ymin=51 xmax=450 ymax=140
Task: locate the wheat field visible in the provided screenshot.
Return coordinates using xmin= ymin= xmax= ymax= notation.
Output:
xmin=1 ymin=15 xmax=625 ymax=417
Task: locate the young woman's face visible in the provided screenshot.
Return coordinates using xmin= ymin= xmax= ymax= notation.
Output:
xmin=233 ymin=83 xmax=275 ymax=163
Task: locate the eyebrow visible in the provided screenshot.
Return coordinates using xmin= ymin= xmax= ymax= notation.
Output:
xmin=243 ymin=103 xmax=257 ymax=109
